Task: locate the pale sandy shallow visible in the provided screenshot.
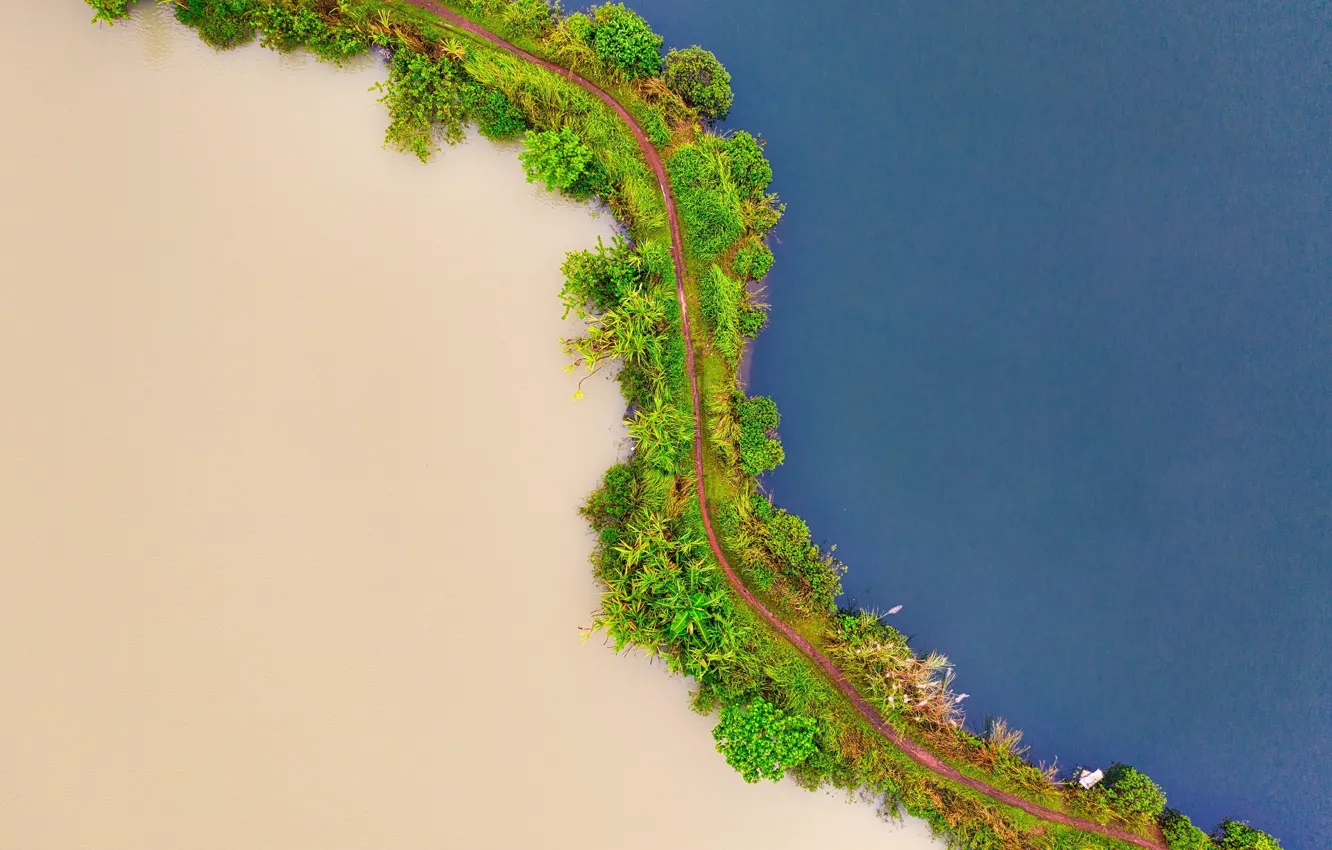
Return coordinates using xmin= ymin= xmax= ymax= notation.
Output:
xmin=0 ymin=3 xmax=946 ymax=848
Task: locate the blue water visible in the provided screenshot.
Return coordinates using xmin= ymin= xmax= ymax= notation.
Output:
xmin=624 ymin=1 xmax=1330 ymax=845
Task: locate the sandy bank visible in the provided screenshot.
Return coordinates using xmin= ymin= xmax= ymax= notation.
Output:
xmin=0 ymin=3 xmax=945 ymax=848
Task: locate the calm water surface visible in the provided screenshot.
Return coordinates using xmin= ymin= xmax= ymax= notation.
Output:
xmin=628 ymin=1 xmax=1330 ymax=846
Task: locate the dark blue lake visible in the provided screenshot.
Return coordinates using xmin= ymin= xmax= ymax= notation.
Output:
xmin=625 ymin=1 xmax=1330 ymax=846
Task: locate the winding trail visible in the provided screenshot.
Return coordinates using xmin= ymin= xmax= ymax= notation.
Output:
xmin=395 ymin=4 xmax=1165 ymax=847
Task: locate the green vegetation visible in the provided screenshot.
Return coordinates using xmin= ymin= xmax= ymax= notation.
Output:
xmin=713 ymin=697 xmax=818 ymax=783
xmin=1102 ymin=764 xmax=1168 ymax=820
xmin=520 ymin=126 xmax=609 ymax=198
xmin=1212 ymin=820 xmax=1284 ymax=850
xmin=664 ymin=45 xmax=733 ymax=119
xmin=85 ymin=2 xmax=1280 ymax=849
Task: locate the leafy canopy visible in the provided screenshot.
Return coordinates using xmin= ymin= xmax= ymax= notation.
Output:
xmin=1213 ymin=820 xmax=1284 ymax=850
xmin=590 ymin=3 xmax=663 ymax=80
xmin=737 ymin=396 xmax=784 ymax=475
xmin=1102 ymin=763 xmax=1167 ymax=818
xmin=712 ymin=697 xmax=817 ymax=783
xmin=664 ymin=46 xmax=734 ymax=119
xmin=1159 ymin=809 xmax=1213 ymax=850
xmin=520 ymin=127 xmax=609 ymax=199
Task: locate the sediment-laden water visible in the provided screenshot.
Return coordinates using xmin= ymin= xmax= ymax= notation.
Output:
xmin=0 ymin=2 xmax=947 ymax=848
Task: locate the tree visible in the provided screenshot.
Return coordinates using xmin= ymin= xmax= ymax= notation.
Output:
xmin=1159 ymin=809 xmax=1213 ymax=850
xmin=712 ymin=698 xmax=817 ymax=783
xmin=590 ymin=3 xmax=663 ymax=80
xmin=738 ymin=396 xmax=783 ymax=475
xmin=519 ymin=127 xmax=608 ymax=199
xmin=1101 ymin=763 xmax=1167 ymax=819
xmin=1213 ymin=819 xmax=1283 ymax=850
xmin=664 ymin=46 xmax=734 ymax=119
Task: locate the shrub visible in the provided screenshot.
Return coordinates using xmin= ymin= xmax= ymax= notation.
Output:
xmin=520 ymin=127 xmax=610 ymax=199
xmin=85 ymin=0 xmax=131 ymax=24
xmin=712 ymin=697 xmax=817 ymax=783
xmin=1213 ymin=820 xmax=1283 ymax=850
xmin=725 ymin=130 xmax=773 ymax=200
xmin=733 ymin=241 xmax=774 ymax=282
xmin=374 ymin=50 xmax=468 ymax=162
xmin=664 ymin=46 xmax=734 ymax=119
xmin=590 ymin=3 xmax=663 ymax=80
xmin=1101 ymin=763 xmax=1167 ymax=819
xmin=462 ymin=84 xmax=528 ymax=140
xmin=737 ymin=396 xmax=784 ymax=475
xmin=1159 ymin=809 xmax=1214 ymax=850
xmin=173 ymin=0 xmax=259 ymax=50
xmin=559 ymin=235 xmax=645 ymax=315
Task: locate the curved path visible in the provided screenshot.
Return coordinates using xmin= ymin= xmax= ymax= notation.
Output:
xmin=396 ymin=4 xmax=1165 ymax=847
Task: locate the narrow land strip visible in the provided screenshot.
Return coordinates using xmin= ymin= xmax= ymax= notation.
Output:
xmin=395 ymin=5 xmax=1165 ymax=846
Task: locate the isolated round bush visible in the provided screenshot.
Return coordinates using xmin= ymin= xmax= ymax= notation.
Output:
xmin=664 ymin=46 xmax=734 ymax=119
xmin=1213 ymin=819 xmax=1284 ymax=850
xmin=1102 ymin=763 xmax=1167 ymax=818
xmin=712 ymin=698 xmax=817 ymax=783
xmin=591 ymin=3 xmax=663 ymax=79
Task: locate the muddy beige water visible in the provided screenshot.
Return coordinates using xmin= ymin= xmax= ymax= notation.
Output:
xmin=0 ymin=3 xmax=945 ymax=848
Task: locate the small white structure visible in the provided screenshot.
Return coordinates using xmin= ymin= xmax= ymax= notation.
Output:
xmin=1078 ymin=768 xmax=1105 ymax=789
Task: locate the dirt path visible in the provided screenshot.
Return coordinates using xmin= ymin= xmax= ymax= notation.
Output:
xmin=393 ymin=5 xmax=1165 ymax=847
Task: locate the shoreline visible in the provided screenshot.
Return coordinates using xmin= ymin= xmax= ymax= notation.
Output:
xmin=66 ymin=2 xmax=1281 ymax=849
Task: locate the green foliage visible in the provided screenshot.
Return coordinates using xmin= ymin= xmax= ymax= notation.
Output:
xmin=1160 ymin=809 xmax=1215 ymax=850
xmin=173 ymin=0 xmax=259 ymax=50
xmin=374 ymin=50 xmax=468 ymax=162
xmin=667 ymin=141 xmax=744 ymax=260
xmin=85 ymin=0 xmax=131 ymax=24
xmin=700 ymin=265 xmax=743 ymax=362
xmin=712 ymin=697 xmax=817 ymax=783
xmin=763 ymin=509 xmax=844 ymax=610
xmin=733 ymin=241 xmax=774 ymax=282
xmin=501 ymin=0 xmax=556 ymax=37
xmin=1101 ymin=763 xmax=1167 ymax=819
xmin=589 ymin=3 xmax=663 ymax=80
xmin=461 ymin=84 xmax=529 ymax=140
xmin=519 ymin=127 xmax=610 ymax=199
xmin=254 ymin=1 xmax=368 ymax=61
xmin=559 ymin=235 xmax=646 ymax=316
xmin=664 ymin=46 xmax=733 ymax=119
xmin=725 ymin=130 xmax=773 ymax=200
xmin=737 ymin=396 xmax=784 ymax=475
xmin=1213 ymin=820 xmax=1283 ymax=850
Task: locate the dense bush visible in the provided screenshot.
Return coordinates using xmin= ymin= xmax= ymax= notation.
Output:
xmin=1213 ymin=820 xmax=1283 ymax=850
xmin=737 ymin=396 xmax=783 ymax=477
xmin=520 ymin=127 xmax=610 ymax=199
xmin=590 ymin=3 xmax=663 ymax=80
xmin=664 ymin=46 xmax=733 ymax=119
xmin=733 ymin=241 xmax=774 ymax=282
xmin=712 ymin=697 xmax=817 ymax=783
xmin=85 ymin=0 xmax=131 ymax=23
xmin=1100 ymin=763 xmax=1167 ymax=819
xmin=1159 ymin=809 xmax=1214 ymax=850
xmin=174 ymin=0 xmax=259 ymax=49
xmin=559 ymin=235 xmax=646 ymax=315
xmin=725 ymin=130 xmax=773 ymax=200
xmin=374 ymin=50 xmax=469 ymax=161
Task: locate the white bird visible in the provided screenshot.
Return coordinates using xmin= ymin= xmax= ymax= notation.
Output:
xmin=954 ymin=693 xmax=970 ymax=704
xmin=887 ymin=604 xmax=903 ymax=614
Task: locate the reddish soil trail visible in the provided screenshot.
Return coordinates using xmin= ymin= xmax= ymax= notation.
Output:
xmin=396 ymin=5 xmax=1165 ymax=847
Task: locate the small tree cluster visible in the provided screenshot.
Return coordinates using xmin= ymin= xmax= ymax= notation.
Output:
xmin=1101 ymin=763 xmax=1167 ymax=819
xmin=664 ymin=46 xmax=733 ymax=119
xmin=519 ymin=127 xmax=609 ymax=199
xmin=712 ymin=697 xmax=817 ymax=783
xmin=590 ymin=3 xmax=663 ymax=80
xmin=737 ymin=396 xmax=784 ymax=475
